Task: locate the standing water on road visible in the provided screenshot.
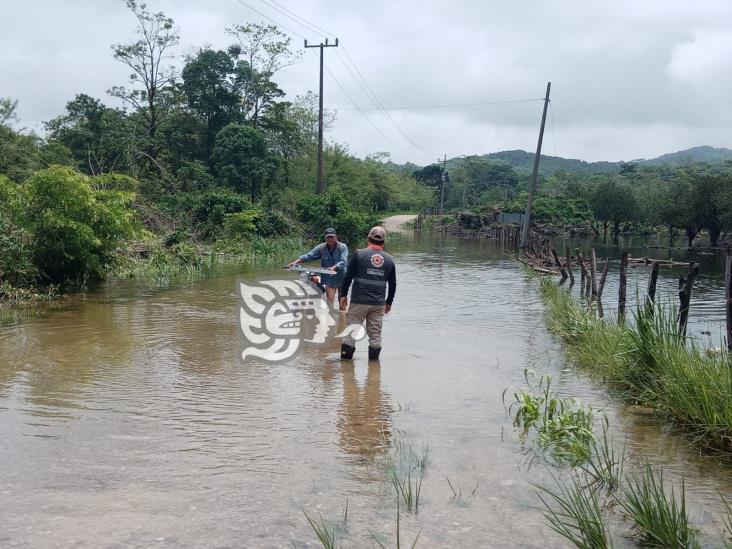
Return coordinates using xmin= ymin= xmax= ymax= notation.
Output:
xmin=1 ymin=232 xmax=731 ymax=547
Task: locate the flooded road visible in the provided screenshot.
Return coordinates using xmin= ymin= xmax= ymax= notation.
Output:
xmin=1 ymin=233 xmax=731 ymax=548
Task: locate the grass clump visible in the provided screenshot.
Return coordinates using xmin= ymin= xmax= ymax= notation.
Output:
xmin=536 ymin=474 xmax=614 ymax=549
xmin=619 ymin=464 xmax=699 ymax=548
xmin=303 ymin=510 xmax=338 ymax=549
xmin=538 ymin=277 xmax=732 ymax=454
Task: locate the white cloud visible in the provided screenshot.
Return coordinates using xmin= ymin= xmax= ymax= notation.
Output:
xmin=2 ymin=0 xmax=732 ymax=163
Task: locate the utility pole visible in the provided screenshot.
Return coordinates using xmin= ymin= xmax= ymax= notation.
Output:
xmin=519 ymin=81 xmax=551 ymax=248
xmin=439 ymin=154 xmax=447 ymax=215
xmin=304 ymin=38 xmax=338 ymax=194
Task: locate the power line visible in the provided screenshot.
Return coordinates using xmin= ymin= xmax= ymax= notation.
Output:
xmin=259 ymin=0 xmax=336 ymax=39
xmin=232 ymin=0 xmax=307 ymax=39
xmin=333 ymin=48 xmax=436 ymax=158
xmin=319 ymin=54 xmax=432 ymax=162
xmin=336 ymin=98 xmax=545 ymax=111
xmin=253 ymin=0 xmax=435 ymax=159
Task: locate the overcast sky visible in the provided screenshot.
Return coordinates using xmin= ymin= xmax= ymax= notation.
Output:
xmin=3 ymin=0 xmax=732 ymax=164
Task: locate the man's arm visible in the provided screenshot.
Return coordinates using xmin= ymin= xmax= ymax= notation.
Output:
xmin=385 ymin=263 xmax=396 ymax=312
xmin=288 ymin=244 xmax=321 ymax=267
xmin=340 ymin=252 xmax=357 ymax=297
xmin=334 ymin=244 xmax=348 ymax=271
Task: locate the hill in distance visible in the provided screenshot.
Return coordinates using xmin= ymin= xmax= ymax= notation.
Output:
xmin=397 ymin=146 xmax=732 ymax=175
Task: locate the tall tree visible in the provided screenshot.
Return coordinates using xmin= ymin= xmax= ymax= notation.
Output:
xmin=181 ymin=49 xmax=241 ymax=159
xmin=226 ymin=23 xmax=299 ymax=126
xmin=109 ymin=0 xmax=179 ymax=163
xmin=590 ymin=178 xmax=637 ymax=241
xmin=45 ymin=94 xmax=130 ymax=175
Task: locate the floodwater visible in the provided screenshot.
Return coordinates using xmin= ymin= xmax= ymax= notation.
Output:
xmin=1 ymin=232 xmax=731 ymax=548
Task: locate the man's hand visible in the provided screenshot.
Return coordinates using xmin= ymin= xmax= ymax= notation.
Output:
xmin=287 ymin=261 xmax=297 ymax=269
xmin=339 ymin=296 xmax=348 ymax=310
xmin=385 ymin=304 xmax=392 ymax=314
xmin=328 ymin=266 xmax=338 ymax=272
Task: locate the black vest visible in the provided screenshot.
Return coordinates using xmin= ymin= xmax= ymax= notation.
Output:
xmin=351 ymin=247 xmax=395 ymax=305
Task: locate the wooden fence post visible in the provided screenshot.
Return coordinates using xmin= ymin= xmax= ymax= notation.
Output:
xmin=618 ymin=251 xmax=629 ymax=323
xmin=590 ymin=249 xmax=598 ymax=300
xmin=677 ymin=262 xmax=700 ymax=338
xmin=578 ymin=251 xmax=587 ymax=296
xmin=551 ymin=248 xmax=568 ymax=281
xmin=596 ymin=260 xmax=610 ymax=299
xmin=565 ymin=246 xmax=575 ymax=286
xmin=726 ymin=255 xmax=732 ymax=350
xmin=645 ymin=261 xmax=660 ymax=315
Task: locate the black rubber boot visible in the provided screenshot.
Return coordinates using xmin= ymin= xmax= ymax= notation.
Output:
xmin=368 ymin=346 xmax=382 ymax=361
xmin=340 ymin=343 xmax=356 ymax=360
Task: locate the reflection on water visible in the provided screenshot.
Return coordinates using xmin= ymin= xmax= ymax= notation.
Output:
xmin=0 ymin=234 xmax=730 ymax=547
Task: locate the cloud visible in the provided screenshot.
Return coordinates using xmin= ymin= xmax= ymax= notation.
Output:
xmin=2 ymin=0 xmax=731 ymax=163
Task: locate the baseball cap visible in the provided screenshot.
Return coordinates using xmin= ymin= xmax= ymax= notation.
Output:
xmin=367 ymin=226 xmax=386 ymax=243
xmin=324 ymin=228 xmax=337 ymax=237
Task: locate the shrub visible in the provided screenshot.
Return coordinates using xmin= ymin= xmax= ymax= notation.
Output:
xmin=296 ymin=188 xmax=380 ymax=245
xmin=223 ymin=209 xmax=259 ymax=240
xmin=22 ymin=166 xmax=140 ymax=284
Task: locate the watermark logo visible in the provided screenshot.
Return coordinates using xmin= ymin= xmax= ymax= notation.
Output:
xmin=238 ymin=279 xmax=364 ymax=362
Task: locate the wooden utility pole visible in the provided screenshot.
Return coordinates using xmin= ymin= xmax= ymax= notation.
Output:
xmin=439 ymin=155 xmax=447 ymax=215
xmin=304 ymin=38 xmax=339 ymax=194
xmin=519 ymin=81 xmax=551 ymax=248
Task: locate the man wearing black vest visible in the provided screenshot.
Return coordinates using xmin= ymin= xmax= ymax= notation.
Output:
xmin=339 ymin=226 xmax=396 ymax=361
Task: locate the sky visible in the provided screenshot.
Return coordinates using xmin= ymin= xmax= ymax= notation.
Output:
xmin=2 ymin=0 xmax=732 ymax=165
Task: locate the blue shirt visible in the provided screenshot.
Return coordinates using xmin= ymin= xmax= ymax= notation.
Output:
xmin=299 ymin=241 xmax=348 ymax=288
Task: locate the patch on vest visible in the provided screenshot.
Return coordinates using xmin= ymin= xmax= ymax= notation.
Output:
xmin=370 ymin=253 xmax=384 ymax=268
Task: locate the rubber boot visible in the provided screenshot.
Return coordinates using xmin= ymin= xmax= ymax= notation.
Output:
xmin=340 ymin=343 xmax=355 ymax=360
xmin=368 ymin=346 xmax=382 ymax=361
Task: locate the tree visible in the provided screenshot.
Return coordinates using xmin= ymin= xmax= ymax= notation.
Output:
xmin=213 ymin=123 xmax=275 ymax=200
xmin=0 ymin=97 xmax=19 ymax=129
xmin=181 ymin=49 xmax=241 ymax=158
xmin=590 ymin=178 xmax=637 ymax=241
xmin=688 ymin=171 xmax=728 ymax=247
xmin=658 ymin=178 xmax=698 ymax=249
xmin=45 ymin=94 xmax=131 ymax=175
xmin=226 ymin=23 xmax=299 ymax=126
xmin=109 ymin=0 xmax=179 ymax=163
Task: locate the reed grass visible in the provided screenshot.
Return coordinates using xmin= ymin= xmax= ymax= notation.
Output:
xmin=535 ymin=474 xmax=613 ymax=549
xmin=619 ymin=464 xmax=699 ymax=548
xmin=538 ymin=278 xmax=732 ymax=454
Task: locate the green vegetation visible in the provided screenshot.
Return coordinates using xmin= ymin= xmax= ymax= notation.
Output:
xmin=0 ymin=3 xmax=433 ymax=306
xmin=418 ymin=152 xmax=732 ymax=246
xmin=505 ymin=371 xmax=595 ymax=464
xmin=537 ymin=278 xmax=732 ymax=453
xmin=536 ymin=473 xmax=613 ymax=549
xmin=620 ymin=465 xmax=698 ymax=548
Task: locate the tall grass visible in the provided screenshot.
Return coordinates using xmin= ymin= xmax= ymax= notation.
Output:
xmin=619 ymin=464 xmax=699 ymax=548
xmin=536 ymin=474 xmax=613 ymax=549
xmin=538 ymin=278 xmax=732 ymax=454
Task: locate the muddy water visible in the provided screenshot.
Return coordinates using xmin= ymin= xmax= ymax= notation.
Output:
xmin=1 ymin=233 xmax=731 ymax=548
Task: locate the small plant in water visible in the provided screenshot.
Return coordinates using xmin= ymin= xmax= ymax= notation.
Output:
xmin=391 ymin=469 xmax=423 ymax=512
xmin=536 ymin=473 xmax=613 ymax=549
xmin=303 ymin=510 xmax=338 ymax=549
xmin=505 ymin=370 xmax=596 ymax=464
xmin=619 ymin=464 xmax=699 ymax=548
xmin=370 ymin=500 xmax=421 ymax=549
xmin=579 ymin=418 xmax=625 ymax=493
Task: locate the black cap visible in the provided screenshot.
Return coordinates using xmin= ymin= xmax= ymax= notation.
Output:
xmin=324 ymin=228 xmax=337 ymax=236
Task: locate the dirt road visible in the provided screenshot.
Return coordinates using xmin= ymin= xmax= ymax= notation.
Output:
xmin=381 ymin=214 xmax=416 ymax=233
